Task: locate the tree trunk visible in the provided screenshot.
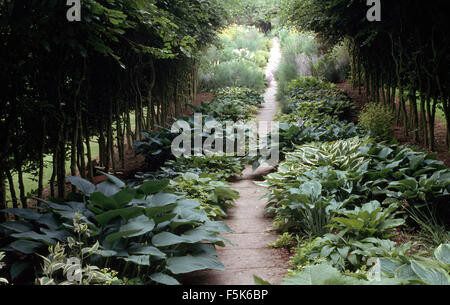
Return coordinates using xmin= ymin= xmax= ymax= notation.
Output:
xmin=5 ymin=170 xmax=18 ymax=210
xmin=0 ymin=171 xmax=6 ymax=222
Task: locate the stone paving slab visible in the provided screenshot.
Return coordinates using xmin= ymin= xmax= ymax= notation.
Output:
xmin=183 ymin=38 xmax=287 ymax=286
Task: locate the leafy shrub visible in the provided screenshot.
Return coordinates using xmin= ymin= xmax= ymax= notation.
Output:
xmin=379 ymin=243 xmax=450 ymax=285
xmin=0 ymin=252 xmax=7 ymax=284
xmin=167 ymin=172 xmax=239 ymax=220
xmin=199 ymin=25 xmax=272 ymax=91
xmin=275 ymin=31 xmax=320 ymax=101
xmin=197 ymin=86 xmax=263 ymax=121
xmin=288 ymin=208 xmax=406 ymax=272
xmin=35 ymin=220 xmax=120 ymax=285
xmin=310 ymin=44 xmax=350 ymax=83
xmin=358 ymin=103 xmax=395 ymax=142
xmin=269 ymin=232 xmax=295 ymax=249
xmin=162 ymin=155 xmax=245 ymax=181
xmin=0 ymin=175 xmax=232 ymax=285
xmin=278 ymin=263 xmax=403 ymax=285
xmin=133 ymin=128 xmax=177 ymax=170
xmin=202 ymin=60 xmax=266 ymax=92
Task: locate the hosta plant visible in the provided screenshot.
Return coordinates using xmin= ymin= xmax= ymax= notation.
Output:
xmin=379 ymin=243 xmax=450 ymax=285
xmin=168 ymin=172 xmax=239 ymax=219
xmin=0 ymin=174 xmax=233 ymax=285
xmin=162 ymin=155 xmax=245 ymax=181
xmin=0 ymin=252 xmax=7 ymax=284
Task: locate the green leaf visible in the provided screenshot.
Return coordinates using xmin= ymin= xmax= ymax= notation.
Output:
xmin=395 ymin=264 xmax=417 ymax=281
xmin=410 ymin=260 xmax=450 ymax=285
xmin=119 ymin=215 xmax=155 ymax=238
xmin=379 ymin=257 xmax=403 ymax=275
xmin=1 ymin=208 xmax=42 ymax=220
xmin=128 ymin=245 xmax=166 ymax=259
xmin=150 ymin=272 xmax=181 ymax=285
xmin=0 ymin=221 xmax=34 ymax=233
xmin=96 ymin=207 xmax=144 ymax=226
xmin=98 ymin=171 xmax=125 ymax=188
xmin=166 ymin=253 xmax=225 ymax=274
xmin=151 ymin=232 xmax=190 ymax=247
xmin=253 ymin=275 xmax=272 ymax=285
xmin=90 ymin=192 xmax=117 ymax=210
xmin=434 ymin=243 xmax=450 ymax=265
xmin=121 ymin=255 xmax=150 ymax=266
xmin=111 ymin=189 xmax=136 ymax=208
xmin=281 ymin=263 xmax=342 ymax=285
xmin=10 ymin=262 xmax=30 ymax=280
xmin=332 ymin=217 xmax=364 ymax=230
xmin=10 ymin=239 xmax=43 ymax=254
xmin=66 ymin=176 xmax=96 ymax=196
xmin=11 ymin=231 xmax=56 ymax=245
xmin=138 ymin=180 xmax=170 ymax=195
xmin=149 ymin=193 xmax=179 ymax=207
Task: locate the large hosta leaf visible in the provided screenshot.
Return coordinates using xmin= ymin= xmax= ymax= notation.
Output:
xmin=10 ymin=239 xmax=43 ymax=254
xmin=128 ymin=245 xmax=166 ymax=259
xmin=105 ymin=216 xmax=155 ymax=243
xmin=149 ymin=193 xmax=179 ymax=207
xmin=138 ymin=180 xmax=170 ymax=196
xmin=434 ymin=243 xmax=450 ymax=265
xmin=150 ymin=272 xmax=180 ymax=285
xmin=11 ymin=231 xmax=56 ymax=245
xmin=281 ymin=263 xmax=342 ymax=285
xmin=166 ymin=253 xmax=224 ymax=274
xmin=66 ymin=176 xmax=96 ymax=196
xmin=152 ymin=232 xmax=190 ymax=247
xmin=0 ymin=221 xmax=34 ymax=233
xmin=410 ymin=261 xmax=450 ymax=285
xmin=120 ymin=255 xmax=150 ymax=266
xmin=96 ymin=207 xmax=144 ymax=226
xmin=1 ymin=208 xmax=42 ymax=220
xmin=98 ymin=171 xmax=125 ymax=188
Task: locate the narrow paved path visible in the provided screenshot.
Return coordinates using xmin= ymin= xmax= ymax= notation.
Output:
xmin=186 ymin=38 xmax=290 ymax=285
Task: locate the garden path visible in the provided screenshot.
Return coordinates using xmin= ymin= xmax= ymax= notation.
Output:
xmin=184 ymin=38 xmax=291 ymax=285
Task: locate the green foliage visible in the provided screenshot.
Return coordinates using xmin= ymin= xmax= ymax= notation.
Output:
xmin=0 ymin=176 xmax=233 ymax=284
xmin=163 ymin=155 xmax=245 ymax=181
xmin=281 ymin=262 xmax=404 ymax=285
xmin=358 ymin=103 xmax=395 ymax=142
xmin=310 ymin=44 xmax=350 ymax=83
xmin=168 ymin=173 xmax=239 ymax=220
xmin=0 ymin=0 xmax=229 ymax=211
xmin=133 ymin=128 xmax=178 ymax=170
xmin=0 ymin=252 xmax=7 ymax=284
xmin=197 ymin=87 xmax=262 ymax=121
xmin=251 ymin=77 xmax=365 ymax=169
xmin=406 ymin=204 xmax=450 ymax=247
xmin=35 ymin=219 xmax=120 ymax=285
xmin=268 ymin=232 xmax=294 ymax=249
xmin=226 ymin=0 xmax=279 ymax=27
xmin=279 ymin=0 xmax=450 ymax=151
xmin=329 ymin=201 xmax=405 ymax=240
xmin=379 ymin=243 xmax=450 ymax=285
xmin=199 ymin=25 xmax=272 ymax=91
xmin=275 ymin=31 xmax=319 ymax=101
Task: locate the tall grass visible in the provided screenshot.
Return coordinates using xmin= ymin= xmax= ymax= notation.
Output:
xmin=275 ymin=29 xmax=351 ymax=109
xmin=198 ymin=25 xmax=272 ymax=92
xmin=275 ymin=29 xmax=319 ymax=103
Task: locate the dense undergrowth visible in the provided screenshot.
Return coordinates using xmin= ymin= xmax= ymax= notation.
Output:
xmin=198 ymin=25 xmax=273 ymax=92
xmin=0 ymin=85 xmax=265 ymax=285
xmin=257 ymin=76 xmax=450 ymax=285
